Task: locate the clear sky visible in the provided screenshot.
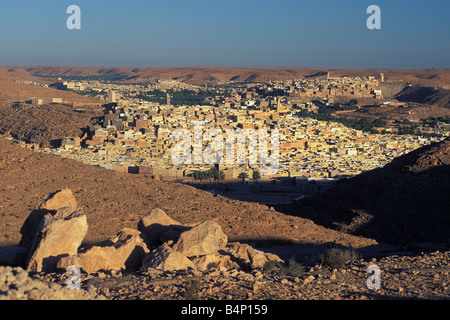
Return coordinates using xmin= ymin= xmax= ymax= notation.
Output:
xmin=0 ymin=0 xmax=449 ymax=69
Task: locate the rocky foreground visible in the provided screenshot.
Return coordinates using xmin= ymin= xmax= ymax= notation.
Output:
xmin=0 ymin=189 xmax=449 ymax=301
xmin=2 ymin=250 xmax=449 ymax=300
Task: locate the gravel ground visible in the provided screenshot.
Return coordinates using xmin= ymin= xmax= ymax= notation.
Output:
xmin=4 ymin=250 xmax=447 ymax=301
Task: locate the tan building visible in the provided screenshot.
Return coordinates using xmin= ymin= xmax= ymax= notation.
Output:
xmin=108 ymin=91 xmax=117 ymax=103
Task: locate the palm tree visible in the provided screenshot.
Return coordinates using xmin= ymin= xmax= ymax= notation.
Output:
xmin=238 ymin=172 xmax=249 ymax=183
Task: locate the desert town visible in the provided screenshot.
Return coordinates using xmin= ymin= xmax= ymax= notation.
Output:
xmin=17 ymin=74 xmax=444 ymax=186
xmin=1 ymin=66 xmax=449 ymax=303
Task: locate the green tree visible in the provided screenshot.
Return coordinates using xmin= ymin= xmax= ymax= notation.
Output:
xmin=218 ymin=170 xmax=225 ymax=183
xmin=208 ymin=167 xmax=225 ymax=183
xmin=205 ymin=169 xmax=214 ymax=183
xmin=252 ymin=169 xmax=261 ymax=183
xmin=206 ymin=167 xmax=217 ymax=183
xmin=372 ymin=118 xmax=386 ymax=127
xmin=349 ymin=99 xmax=359 ymax=107
xmin=197 ymin=171 xmax=209 ymax=182
xmin=238 ymin=172 xmax=249 ymax=183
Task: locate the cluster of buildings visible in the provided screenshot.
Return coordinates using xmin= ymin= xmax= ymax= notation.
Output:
xmin=51 ymin=81 xmax=85 ymax=91
xmin=36 ymin=75 xmax=442 ymax=184
xmin=282 ymin=74 xmax=384 ymax=101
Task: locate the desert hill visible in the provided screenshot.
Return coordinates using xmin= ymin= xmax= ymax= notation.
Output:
xmin=395 ymin=85 xmax=450 ymax=109
xmin=275 ymin=138 xmax=450 ymax=245
xmin=0 ymin=67 xmax=102 ymax=104
xmin=0 ymin=137 xmax=376 ymax=252
xmin=0 ymin=102 xmax=102 ymax=148
xmin=3 ymin=66 xmax=450 ymax=88
xmin=335 ymin=100 xmax=450 ymax=123
xmin=0 ymin=67 xmax=104 ymax=148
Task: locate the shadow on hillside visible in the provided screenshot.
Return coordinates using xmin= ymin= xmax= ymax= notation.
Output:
xmin=272 ymin=164 xmax=450 ymax=248
xmin=228 ymin=238 xmax=387 ymax=268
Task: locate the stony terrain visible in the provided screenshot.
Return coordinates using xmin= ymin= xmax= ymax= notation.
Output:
xmin=0 ymin=137 xmax=448 ymax=301
xmin=0 ymin=67 xmax=101 ymax=104
xmin=0 ymin=188 xmax=448 ymax=301
xmin=3 ymin=249 xmax=449 ymax=300
xmin=395 ymin=85 xmax=450 ymax=109
xmin=0 ymin=266 xmax=105 ymax=300
xmin=30 ymin=250 xmax=450 ymax=300
xmin=0 ymin=103 xmax=102 ymax=148
xmin=337 ymin=102 xmax=450 ymax=123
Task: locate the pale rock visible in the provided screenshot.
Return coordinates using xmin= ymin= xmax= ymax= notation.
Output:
xmin=26 ymin=209 xmax=88 ymax=273
xmin=140 ymin=243 xmax=195 ymax=271
xmin=303 ymin=275 xmax=315 ymax=285
xmin=209 ymin=270 xmax=221 ymax=277
xmin=57 ymin=228 xmax=149 ymax=274
xmin=0 ymin=266 xmax=105 ymax=300
xmin=225 ymin=242 xmax=251 ymax=266
xmin=248 ymin=248 xmax=269 ymax=269
xmin=224 ymin=242 xmax=284 ymax=269
xmin=172 ymin=220 xmax=227 ymax=257
xmin=20 ymin=189 xmax=80 ymax=252
xmin=39 ymin=189 xmax=77 ymax=211
xmin=190 ymin=254 xmax=238 ymax=271
xmin=137 ymin=208 xmax=189 ymax=243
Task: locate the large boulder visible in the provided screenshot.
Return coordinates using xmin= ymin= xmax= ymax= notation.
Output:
xmin=20 ymin=189 xmax=79 ymax=251
xmin=137 ymin=208 xmax=189 ymax=245
xmin=224 ymin=242 xmax=284 ymax=269
xmin=140 ymin=243 xmax=195 ymax=272
xmin=57 ymin=228 xmax=149 ymax=274
xmin=172 ymin=220 xmax=228 ymax=258
xmin=26 ymin=208 xmax=88 ymax=273
xmin=39 ymin=189 xmax=78 ymax=211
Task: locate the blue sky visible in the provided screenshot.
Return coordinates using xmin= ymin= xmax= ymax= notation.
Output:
xmin=0 ymin=0 xmax=449 ymax=68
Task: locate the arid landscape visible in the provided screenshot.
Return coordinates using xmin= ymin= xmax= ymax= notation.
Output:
xmin=0 ymin=66 xmax=449 ymax=303
xmin=3 ymin=65 xmax=450 ymax=88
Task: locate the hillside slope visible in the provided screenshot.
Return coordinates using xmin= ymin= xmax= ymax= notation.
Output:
xmin=0 ymin=68 xmax=101 ymax=104
xmin=0 ymin=103 xmax=102 ymax=148
xmin=395 ymin=85 xmax=450 ymax=108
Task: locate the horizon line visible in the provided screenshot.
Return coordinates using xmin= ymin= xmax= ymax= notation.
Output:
xmin=2 ymin=65 xmax=449 ymax=71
